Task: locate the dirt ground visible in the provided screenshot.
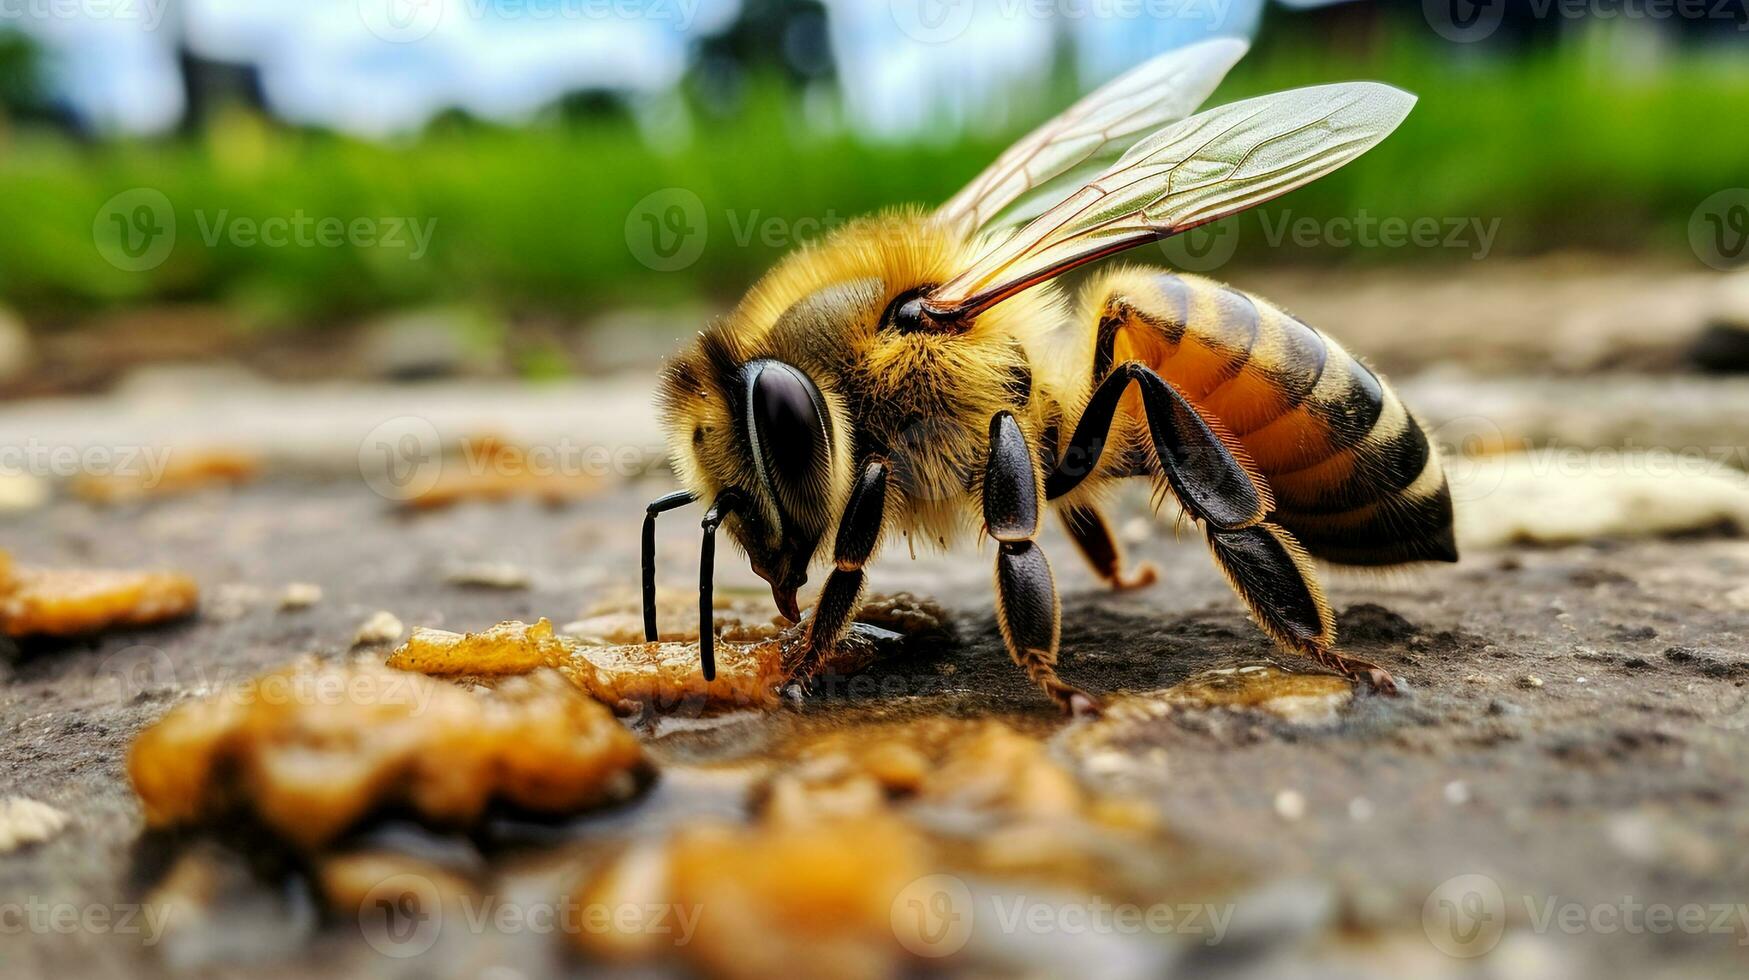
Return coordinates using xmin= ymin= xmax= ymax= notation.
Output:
xmin=2 ymin=469 xmax=1747 ymax=978
xmin=2 ymin=258 xmax=1748 ymax=979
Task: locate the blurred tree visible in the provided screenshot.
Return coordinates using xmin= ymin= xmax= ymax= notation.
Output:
xmin=693 ymin=0 xmax=834 ymax=116
xmin=549 ymin=89 xmax=638 ymax=127
xmin=0 ymin=32 xmax=46 ymax=124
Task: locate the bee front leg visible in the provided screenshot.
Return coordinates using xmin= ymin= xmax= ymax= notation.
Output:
xmin=791 ymin=457 xmax=889 ymax=679
xmin=986 ymin=412 xmax=1099 ymax=717
xmin=1058 ymin=503 xmax=1158 ymax=592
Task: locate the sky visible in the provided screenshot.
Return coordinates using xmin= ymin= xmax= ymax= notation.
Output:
xmin=0 ymin=0 xmax=1307 ymax=138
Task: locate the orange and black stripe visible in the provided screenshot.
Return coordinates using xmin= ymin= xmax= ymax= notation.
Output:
xmin=1085 ymin=269 xmax=1456 ymax=567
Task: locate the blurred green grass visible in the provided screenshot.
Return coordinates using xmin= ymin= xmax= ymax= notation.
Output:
xmin=0 ymin=31 xmax=1743 ymax=324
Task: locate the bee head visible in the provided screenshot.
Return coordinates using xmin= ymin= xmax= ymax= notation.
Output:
xmin=658 ymin=326 xmax=848 ymax=621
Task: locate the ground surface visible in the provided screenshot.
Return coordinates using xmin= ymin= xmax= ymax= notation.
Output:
xmin=2 ymin=472 xmax=1747 ymax=978
xmin=2 ymin=258 xmax=1748 ymax=978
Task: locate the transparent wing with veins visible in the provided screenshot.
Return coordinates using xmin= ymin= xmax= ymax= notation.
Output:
xmin=933 ymin=37 xmax=1248 ymax=241
xmin=924 ymin=82 xmax=1417 ymax=321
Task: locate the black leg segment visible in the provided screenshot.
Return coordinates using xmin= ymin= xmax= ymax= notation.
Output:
xmin=982 ymin=411 xmax=1094 ymax=714
xmin=833 ymin=458 xmax=889 ymax=570
xmin=1059 ymin=503 xmax=1157 ymax=591
xmin=1205 ymin=522 xmax=1332 ymax=650
xmin=995 ymin=540 xmax=1058 ymax=658
xmin=642 ymin=490 xmax=699 ymax=642
xmin=697 ymin=489 xmax=746 ymax=682
xmin=982 ymin=412 xmax=1039 ymax=541
xmin=795 ymin=457 xmax=890 ymax=676
xmin=1045 ymin=361 xmax=1270 ymax=530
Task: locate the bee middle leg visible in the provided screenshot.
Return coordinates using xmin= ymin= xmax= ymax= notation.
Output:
xmin=790 ymin=456 xmax=888 ymax=679
xmin=985 ymin=411 xmax=1099 ymax=716
xmin=1058 ymin=502 xmax=1158 ymax=592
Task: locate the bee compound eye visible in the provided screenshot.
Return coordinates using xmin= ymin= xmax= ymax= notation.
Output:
xmin=748 ymin=361 xmax=827 ymax=493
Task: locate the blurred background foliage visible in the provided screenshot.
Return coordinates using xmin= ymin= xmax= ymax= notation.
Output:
xmin=0 ymin=2 xmax=1743 ymax=327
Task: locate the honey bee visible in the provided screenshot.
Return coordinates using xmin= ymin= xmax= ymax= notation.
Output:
xmin=644 ymin=39 xmax=1455 ymax=714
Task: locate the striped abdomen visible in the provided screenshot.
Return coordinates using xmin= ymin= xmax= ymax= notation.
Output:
xmin=1084 ymin=269 xmax=1456 ymax=566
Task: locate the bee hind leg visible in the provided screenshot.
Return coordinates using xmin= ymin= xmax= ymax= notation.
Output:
xmin=1058 ymin=503 xmax=1158 ymax=592
xmin=1204 ymin=521 xmax=1397 ymax=693
xmin=1045 ymin=361 xmax=1270 ymax=531
xmin=986 ymin=411 xmax=1100 ymax=717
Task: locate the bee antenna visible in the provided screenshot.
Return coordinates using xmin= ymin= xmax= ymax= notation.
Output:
xmin=642 ymin=490 xmax=699 ymax=642
xmin=698 ymin=489 xmax=747 ymax=682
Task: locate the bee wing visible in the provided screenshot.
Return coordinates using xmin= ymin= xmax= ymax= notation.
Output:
xmin=924 ymin=83 xmax=1416 ymax=321
xmin=933 ymin=38 xmax=1248 ymax=241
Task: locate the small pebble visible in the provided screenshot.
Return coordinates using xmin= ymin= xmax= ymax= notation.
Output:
xmin=1444 ymin=780 xmax=1471 ymax=805
xmin=0 ymin=473 xmax=48 ymax=513
xmin=206 ymin=584 xmax=265 ymax=623
xmin=1518 ymin=674 xmax=1544 ymax=690
xmin=1274 ymin=789 xmax=1306 ymax=821
xmin=1348 ymin=797 xmax=1375 ymax=823
xmin=353 ymin=610 xmax=405 ymax=648
xmin=443 ymin=562 xmax=531 ymax=590
xmin=0 ymin=797 xmax=69 ymax=852
xmin=278 ymin=583 xmax=323 ymax=611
